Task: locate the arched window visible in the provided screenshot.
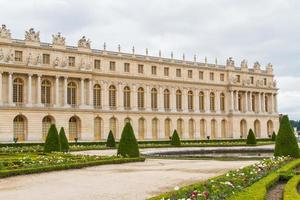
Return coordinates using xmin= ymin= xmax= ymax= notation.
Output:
xmin=94 ymin=117 xmax=103 ymax=140
xmin=67 ymin=82 xmax=77 ymax=106
xmin=211 ymin=119 xmax=217 ymax=139
xmin=210 ymin=92 xmax=215 ymax=111
xmin=42 ymin=116 xmax=55 ymax=140
xmin=188 ymin=119 xmax=195 ymax=139
xmin=220 ymin=93 xmax=225 ymax=111
xmin=188 ymin=90 xmax=193 ymax=111
xmin=165 ymin=118 xmax=171 ymax=139
xmin=252 ymin=94 xmax=256 ymax=112
xmin=221 ymin=119 xmax=227 ymax=138
xmin=138 ymin=118 xmax=145 ymax=140
xmin=238 ymin=93 xmax=242 ymax=111
xmin=152 ymin=118 xmax=159 ymax=139
xmin=200 ymin=119 xmax=206 ymax=139
xmin=151 ymin=88 xmax=158 ymax=110
xmin=109 ymin=85 xmax=116 ymax=108
xmin=124 ymin=117 xmax=131 ymax=124
xmin=13 ymin=78 xmax=24 ymax=104
xmin=41 ymin=80 xmax=51 ymax=105
xmin=93 ymin=84 xmax=101 ymax=108
xmin=265 ymin=95 xmax=269 ymax=112
xmin=254 ymin=119 xmax=261 ymax=137
xmin=137 ymin=87 xmax=144 ymax=109
xmin=123 ymin=86 xmax=131 ymax=109
xmin=177 ymin=118 xmax=184 ymax=137
xmin=267 ymin=120 xmax=273 ymax=136
xmin=109 ymin=117 xmax=117 ymax=138
xmin=199 ymin=91 xmax=205 ymax=111
xmin=240 ymin=119 xmax=247 ymax=138
xmin=176 ymin=90 xmax=182 ymax=111
xmin=164 ymin=89 xmax=170 ymax=110
xmin=13 ymin=115 xmax=27 ymax=141
xmin=69 ymin=116 xmax=80 ymax=140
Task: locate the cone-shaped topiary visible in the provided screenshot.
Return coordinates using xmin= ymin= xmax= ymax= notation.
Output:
xmin=117 ymin=122 xmax=140 ymax=157
xmin=274 ymin=115 xmax=300 ymax=158
xmin=44 ymin=124 xmax=60 ymax=153
xmin=59 ymin=127 xmax=69 ymax=152
xmin=171 ymin=129 xmax=181 ymax=146
xmin=271 ymin=131 xmax=277 ymax=141
xmin=106 ymin=130 xmax=116 ymax=148
xmin=246 ymin=128 xmax=257 ymax=145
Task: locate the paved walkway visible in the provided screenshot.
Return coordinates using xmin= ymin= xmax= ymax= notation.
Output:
xmin=0 ymin=159 xmax=256 ymax=200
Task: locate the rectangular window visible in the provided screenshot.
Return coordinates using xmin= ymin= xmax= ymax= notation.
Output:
xmin=151 ymin=66 xmax=157 ymax=75
xmin=220 ymin=73 xmax=225 ymax=81
xmin=199 ymin=71 xmax=204 ymax=80
xmin=250 ymin=76 xmax=254 ymax=84
xmin=264 ymin=78 xmax=267 ymax=86
xmin=209 ymin=72 xmax=214 ymax=81
xmin=236 ymin=75 xmax=241 ymax=83
xmin=94 ymin=59 xmax=101 ymax=69
xmin=109 ymin=61 xmax=116 ymax=71
xmin=68 ymin=56 xmax=75 ymax=67
xmin=138 ymin=64 xmax=144 ymax=74
xmin=188 ymin=70 xmax=193 ymax=78
xmin=124 ymin=63 xmax=130 ymax=72
xmin=14 ymin=51 xmax=23 ymax=62
xmin=42 ymin=54 xmax=50 ymax=64
xmin=176 ymin=68 xmax=181 ymax=77
xmin=164 ymin=67 xmax=169 ymax=76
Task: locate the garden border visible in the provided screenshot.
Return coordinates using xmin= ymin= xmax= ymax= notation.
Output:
xmin=283 ymin=175 xmax=300 ymax=200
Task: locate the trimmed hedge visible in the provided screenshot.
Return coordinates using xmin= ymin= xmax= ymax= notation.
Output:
xmin=117 ymin=122 xmax=140 ymax=158
xmin=271 ymin=131 xmax=276 ymax=141
xmin=106 ymin=130 xmax=116 ymax=148
xmin=59 ymin=127 xmax=69 ymax=152
xmin=246 ymin=129 xmax=257 ymax=145
xmin=44 ymin=124 xmax=60 ymax=153
xmin=284 ymin=175 xmax=300 ymax=200
xmin=171 ymin=130 xmax=181 ymax=146
xmin=0 ymin=157 xmax=145 ymax=178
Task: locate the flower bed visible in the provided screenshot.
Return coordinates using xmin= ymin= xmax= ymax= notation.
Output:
xmin=149 ymin=156 xmax=291 ymax=200
xmin=0 ymin=153 xmax=145 ymax=178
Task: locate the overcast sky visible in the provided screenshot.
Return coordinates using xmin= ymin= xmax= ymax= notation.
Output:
xmin=1 ymin=0 xmax=299 ymax=119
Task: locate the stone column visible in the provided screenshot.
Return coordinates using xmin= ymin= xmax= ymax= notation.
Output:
xmin=55 ymin=75 xmax=59 ymax=107
xmin=170 ymin=87 xmax=176 ymax=112
xmin=102 ymin=81 xmax=108 ymax=110
xmin=118 ymin=82 xmax=124 ymax=111
xmin=27 ymin=74 xmax=32 ymax=107
xmin=262 ymin=93 xmax=265 ymax=112
xmin=63 ymin=76 xmax=68 ymax=107
xmin=257 ymin=92 xmax=261 ymax=113
xmin=158 ymin=86 xmax=164 ymax=111
xmin=146 ymin=85 xmax=151 ymax=111
xmin=230 ymin=90 xmax=234 ymax=111
xmin=182 ymin=88 xmax=187 ymax=112
xmin=215 ymin=91 xmax=220 ymax=113
xmin=235 ymin=90 xmax=239 ymax=111
xmin=274 ymin=93 xmax=278 ymax=113
xmin=245 ymin=91 xmax=248 ymax=112
xmin=37 ymin=74 xmax=42 ymax=106
xmin=0 ymin=72 xmax=2 ymax=105
xmin=89 ymin=79 xmax=93 ymax=107
xmin=249 ymin=92 xmax=253 ymax=112
xmin=8 ymin=72 xmax=13 ymax=105
xmin=205 ymin=90 xmax=210 ymax=113
xmin=80 ymin=78 xmax=85 ymax=107
xmin=194 ymin=89 xmax=199 ymax=112
xmin=132 ymin=84 xmax=137 ymax=111
xmin=270 ymin=93 xmax=274 ymax=113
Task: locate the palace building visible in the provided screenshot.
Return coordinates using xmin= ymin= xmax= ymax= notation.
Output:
xmin=0 ymin=25 xmax=279 ymax=142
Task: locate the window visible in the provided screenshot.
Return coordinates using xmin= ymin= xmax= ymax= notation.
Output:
xmin=176 ymin=69 xmax=181 ymax=77
xmin=151 ymin=66 xmax=157 ymax=75
xmin=13 ymin=78 xmax=24 ymax=104
xmin=220 ymin=93 xmax=225 ymax=111
xmin=250 ymin=76 xmax=254 ymax=84
xmin=93 ymin=84 xmax=101 ymax=108
xmin=123 ymin=86 xmax=131 ymax=109
xmin=138 ymin=64 xmax=144 ymax=73
xmin=109 ymin=85 xmax=116 ymax=108
xmin=151 ymin=88 xmax=158 ymax=110
xmin=209 ymin=72 xmax=214 ymax=81
xmin=109 ymin=61 xmax=116 ymax=71
xmin=252 ymin=94 xmax=256 ymax=112
xmin=188 ymin=90 xmax=194 ymax=111
xmin=124 ymin=63 xmax=130 ymax=72
xmin=164 ymin=67 xmax=169 ymax=76
xmin=15 ymin=51 xmax=23 ymax=62
xmin=137 ymin=87 xmax=145 ymax=109
xmin=199 ymin=91 xmax=205 ymax=111
xmin=238 ymin=93 xmax=242 ymax=111
xmin=265 ymin=95 xmax=269 ymax=112
xmin=264 ymin=78 xmax=267 ymax=86
xmin=188 ymin=70 xmax=193 ymax=78
xmin=220 ymin=73 xmax=225 ymax=81
xmin=43 ymin=54 xmax=50 ymax=64
xmin=176 ymin=90 xmax=182 ymax=111
xmin=94 ymin=59 xmax=101 ymax=69
xmin=236 ymin=75 xmax=241 ymax=83
xmin=67 ymin=82 xmax=77 ymax=106
xmin=41 ymin=80 xmax=51 ymax=105
xmin=210 ymin=92 xmax=215 ymax=111
xmin=109 ymin=117 xmax=117 ymax=137
xmin=164 ymin=89 xmax=170 ymax=110
xmin=199 ymin=71 xmax=204 ymax=80
xmin=68 ymin=56 xmax=75 ymax=67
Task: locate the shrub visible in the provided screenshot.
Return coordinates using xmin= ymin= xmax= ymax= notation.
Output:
xmin=117 ymin=122 xmax=140 ymax=157
xmin=106 ymin=130 xmax=116 ymax=148
xmin=274 ymin=115 xmax=300 ymax=158
xmin=171 ymin=129 xmax=181 ymax=146
xmin=271 ymin=131 xmax=276 ymax=141
xmin=59 ymin=127 xmax=69 ymax=152
xmin=246 ymin=128 xmax=257 ymax=145
xmin=44 ymin=124 xmax=60 ymax=153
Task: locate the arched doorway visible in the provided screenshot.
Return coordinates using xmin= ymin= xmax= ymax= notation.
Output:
xmin=152 ymin=118 xmax=159 ymax=139
xmin=188 ymin=119 xmax=195 ymax=139
xmin=42 ymin=115 xmax=55 ymax=140
xmin=267 ymin=120 xmax=274 ymax=136
xmin=200 ymin=119 xmax=206 ymax=139
xmin=177 ymin=118 xmax=184 ymax=138
xmin=165 ymin=118 xmax=171 ymax=139
xmin=221 ymin=119 xmax=227 ymax=138
xmin=211 ymin=119 xmax=217 ymax=139
xmin=254 ymin=119 xmax=261 ymax=138
xmin=240 ymin=119 xmax=247 ymax=138
xmin=13 ymin=115 xmax=27 ymax=141
xmin=94 ymin=117 xmax=103 ymax=140
xmin=138 ymin=118 xmax=145 ymax=140
xmin=69 ymin=116 xmax=81 ymax=140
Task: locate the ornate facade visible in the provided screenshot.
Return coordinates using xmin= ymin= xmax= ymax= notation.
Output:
xmin=0 ymin=25 xmax=279 ymax=142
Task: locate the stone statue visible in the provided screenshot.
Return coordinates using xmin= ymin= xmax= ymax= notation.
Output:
xmin=53 ymin=57 xmax=60 ymax=67
xmin=26 ymin=53 xmax=33 ymax=65
xmin=226 ymin=57 xmax=234 ymax=67
xmin=52 ymin=32 xmax=65 ymax=46
xmin=78 ymin=36 xmax=91 ymax=49
xmin=241 ymin=59 xmax=248 ymax=68
xmin=253 ymin=61 xmax=261 ymax=69
xmin=273 ymin=80 xmax=277 ymax=87
xmin=36 ymin=54 xmax=42 ymax=65
xmin=5 ymin=49 xmax=14 ymax=63
xmin=0 ymin=49 xmax=4 ymax=61
xmin=25 ymin=28 xmax=40 ymax=42
xmin=0 ymin=24 xmax=11 ymax=39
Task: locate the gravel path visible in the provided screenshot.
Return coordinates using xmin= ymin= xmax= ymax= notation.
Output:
xmin=0 ymin=159 xmax=257 ymax=200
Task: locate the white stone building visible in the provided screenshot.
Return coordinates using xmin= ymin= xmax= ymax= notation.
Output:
xmin=0 ymin=25 xmax=279 ymax=142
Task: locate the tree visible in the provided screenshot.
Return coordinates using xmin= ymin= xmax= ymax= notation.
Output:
xmin=117 ymin=122 xmax=140 ymax=157
xmin=246 ymin=128 xmax=257 ymax=145
xmin=44 ymin=124 xmax=60 ymax=153
xmin=274 ymin=115 xmax=300 ymax=158
xmin=106 ymin=130 xmax=116 ymax=148
xmin=171 ymin=130 xmax=181 ymax=146
xmin=59 ymin=127 xmax=69 ymax=152
xmin=271 ymin=131 xmax=276 ymax=141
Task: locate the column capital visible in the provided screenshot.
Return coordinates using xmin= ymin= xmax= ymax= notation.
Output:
xmin=28 ymin=73 xmax=33 ymax=77
xmin=36 ymin=73 xmax=42 ymax=77
xmin=55 ymin=75 xmax=60 ymax=79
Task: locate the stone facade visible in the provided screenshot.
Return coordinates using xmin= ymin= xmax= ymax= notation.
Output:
xmin=0 ymin=25 xmax=279 ymax=142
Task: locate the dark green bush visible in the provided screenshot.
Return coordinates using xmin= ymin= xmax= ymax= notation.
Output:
xmin=117 ymin=122 xmax=140 ymax=157
xmin=246 ymin=129 xmax=257 ymax=145
xmin=274 ymin=115 xmax=300 ymax=158
xmin=44 ymin=124 xmax=60 ymax=153
xmin=106 ymin=130 xmax=116 ymax=148
xmin=171 ymin=130 xmax=181 ymax=146
xmin=271 ymin=131 xmax=276 ymax=141
xmin=59 ymin=127 xmax=69 ymax=152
